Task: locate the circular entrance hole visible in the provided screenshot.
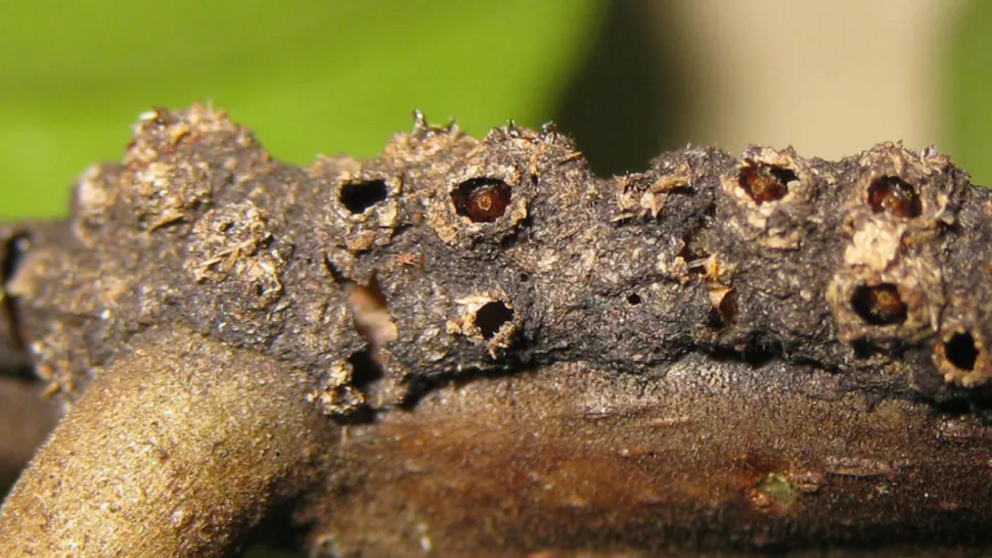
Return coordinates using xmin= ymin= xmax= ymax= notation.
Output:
xmin=944 ymin=331 xmax=978 ymax=372
xmin=340 ymin=180 xmax=388 ymax=214
xmin=738 ymin=164 xmax=797 ymax=204
xmin=867 ymin=176 xmax=921 ymax=218
xmin=451 ymin=178 xmax=511 ymax=223
xmin=851 ymin=283 xmax=907 ymax=325
xmin=476 ymin=301 xmax=514 ymax=340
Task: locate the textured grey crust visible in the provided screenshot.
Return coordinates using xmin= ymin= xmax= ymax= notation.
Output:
xmin=4 ymin=105 xmax=989 ymax=413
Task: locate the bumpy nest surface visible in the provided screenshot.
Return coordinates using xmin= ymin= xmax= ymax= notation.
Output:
xmin=3 ymin=104 xmax=992 ymax=416
xmin=5 ymin=105 xmax=992 ymax=556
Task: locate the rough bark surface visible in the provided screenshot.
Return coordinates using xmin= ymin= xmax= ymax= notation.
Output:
xmin=2 ymin=104 xmax=992 ymax=556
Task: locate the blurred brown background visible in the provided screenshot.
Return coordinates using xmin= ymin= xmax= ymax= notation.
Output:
xmin=556 ymin=0 xmax=965 ymax=175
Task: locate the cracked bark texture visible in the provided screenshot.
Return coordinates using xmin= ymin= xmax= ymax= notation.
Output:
xmin=2 ymin=104 xmax=992 ymax=556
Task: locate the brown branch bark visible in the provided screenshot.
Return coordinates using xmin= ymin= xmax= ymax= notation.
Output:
xmin=0 ymin=377 xmax=58 ymax=488
xmin=310 ymin=358 xmax=992 ymax=556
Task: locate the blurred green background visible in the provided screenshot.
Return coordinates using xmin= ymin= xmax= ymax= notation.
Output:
xmin=2 ymin=1 xmax=990 ymax=220
xmin=0 ymin=0 xmax=604 ymax=219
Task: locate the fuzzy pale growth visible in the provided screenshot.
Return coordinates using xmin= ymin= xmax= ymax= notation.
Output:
xmin=0 ymin=325 xmax=337 ymax=557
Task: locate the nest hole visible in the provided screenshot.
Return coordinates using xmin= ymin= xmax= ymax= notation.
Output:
xmin=851 ymin=283 xmax=907 ymax=325
xmin=1 ymin=233 xmax=31 ymax=285
xmin=1 ymin=233 xmax=31 ymax=349
xmin=340 ymin=180 xmax=389 ymax=214
xmin=867 ymin=176 xmax=921 ymax=218
xmin=851 ymin=339 xmax=874 ymax=359
xmin=944 ymin=331 xmax=978 ymax=372
xmin=347 ymin=348 xmax=385 ymax=391
xmin=348 ymin=275 xmax=398 ymax=349
xmin=678 ymin=229 xmax=710 ymax=276
xmin=707 ymin=290 xmax=738 ymax=329
xmin=626 ymin=293 xmax=642 ymax=305
xmin=451 ymin=177 xmax=511 ymax=223
xmin=332 ymin=348 xmax=384 ymax=424
xmin=476 ymin=301 xmax=514 ymax=340
xmin=738 ymin=163 xmax=797 ymax=204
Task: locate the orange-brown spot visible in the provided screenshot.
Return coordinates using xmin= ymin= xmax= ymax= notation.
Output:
xmin=851 ymin=283 xmax=907 ymax=325
xmin=452 ymin=178 xmax=511 ymax=223
xmin=867 ymin=176 xmax=921 ymax=218
xmin=738 ymin=164 xmax=797 ymax=204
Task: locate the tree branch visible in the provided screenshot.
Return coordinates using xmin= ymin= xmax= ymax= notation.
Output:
xmin=2 ymin=105 xmax=992 ymax=555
